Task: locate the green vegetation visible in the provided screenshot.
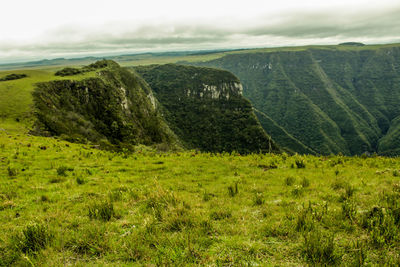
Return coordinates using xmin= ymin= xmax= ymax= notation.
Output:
xmin=54 ymin=60 xmax=113 ymax=76
xmin=1 ymin=45 xmax=400 ymax=265
xmin=0 ymin=73 xmax=27 ymax=82
xmin=32 ymin=60 xmax=179 ymax=150
xmin=196 ymin=45 xmax=400 ymax=155
xmin=339 ymin=42 xmax=366 ymax=46
xmin=134 ymin=64 xmax=278 ymax=154
xmin=1 ymin=131 xmax=400 ymax=265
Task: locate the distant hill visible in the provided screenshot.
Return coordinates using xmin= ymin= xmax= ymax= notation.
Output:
xmin=195 ymin=45 xmax=400 ymax=155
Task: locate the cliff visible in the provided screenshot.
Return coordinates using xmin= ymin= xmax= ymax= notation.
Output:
xmin=32 ymin=60 xmax=179 ymax=150
xmin=134 ymin=64 xmax=279 ymax=154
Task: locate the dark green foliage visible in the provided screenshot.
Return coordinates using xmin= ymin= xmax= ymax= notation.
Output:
xmin=54 ymin=67 xmax=82 ymax=76
xmin=76 ymin=177 xmax=85 ymax=184
xmin=339 ymin=42 xmax=365 ymax=46
xmin=196 ymin=47 xmax=400 ymax=155
xmin=295 ymin=159 xmax=306 ymax=168
xmin=134 ymin=64 xmax=279 ymax=154
xmin=88 ymin=201 xmax=115 ymax=221
xmin=0 ymin=73 xmax=27 ymax=81
xmin=54 ymin=60 xmax=117 ymax=76
xmin=33 ymin=60 xmax=178 ymax=150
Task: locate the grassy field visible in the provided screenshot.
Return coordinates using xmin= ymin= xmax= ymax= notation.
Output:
xmin=1 ymin=46 xmax=400 ymax=265
xmin=1 ymin=129 xmax=400 ymax=265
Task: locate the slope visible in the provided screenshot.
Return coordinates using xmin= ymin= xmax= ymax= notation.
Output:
xmin=196 ymin=46 xmax=400 ymax=155
xmin=32 ymin=60 xmax=179 ymax=150
xmin=134 ymin=64 xmax=279 ymax=154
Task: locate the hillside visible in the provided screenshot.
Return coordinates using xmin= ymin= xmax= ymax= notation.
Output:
xmin=134 ymin=64 xmax=279 ymax=154
xmin=31 ymin=60 xmax=179 ymax=150
xmin=195 ymin=45 xmax=400 ymax=155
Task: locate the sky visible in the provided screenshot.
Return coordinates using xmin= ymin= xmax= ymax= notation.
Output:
xmin=1 ymin=0 xmax=400 ymax=63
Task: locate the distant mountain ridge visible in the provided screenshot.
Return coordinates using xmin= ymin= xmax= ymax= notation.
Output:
xmin=195 ymin=46 xmax=400 ymax=155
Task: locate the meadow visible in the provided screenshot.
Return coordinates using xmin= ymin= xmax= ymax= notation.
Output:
xmin=1 ymin=129 xmax=400 ymax=265
xmin=1 ymin=49 xmax=400 ymax=265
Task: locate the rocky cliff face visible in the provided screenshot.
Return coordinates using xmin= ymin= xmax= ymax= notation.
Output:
xmin=134 ymin=64 xmax=279 ymax=154
xmin=196 ymin=46 xmax=400 ymax=155
xmin=32 ymin=60 xmax=179 ymax=150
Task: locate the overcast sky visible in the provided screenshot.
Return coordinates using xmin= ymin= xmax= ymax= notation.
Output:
xmin=1 ymin=0 xmax=400 ymax=63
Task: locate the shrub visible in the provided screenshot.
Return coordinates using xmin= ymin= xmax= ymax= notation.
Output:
xmin=0 ymin=73 xmax=27 ymax=81
xmin=88 ymin=202 xmax=115 ymax=221
xmin=55 ymin=67 xmax=82 ymax=76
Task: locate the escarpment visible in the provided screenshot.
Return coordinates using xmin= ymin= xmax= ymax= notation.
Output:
xmin=134 ymin=64 xmax=279 ymax=154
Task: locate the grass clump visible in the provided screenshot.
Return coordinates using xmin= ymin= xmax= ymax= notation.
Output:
xmin=14 ymin=224 xmax=53 ymax=254
xmin=227 ymin=182 xmax=238 ymax=197
xmin=210 ymin=210 xmax=232 ymax=220
xmin=295 ymin=159 xmax=306 ymax=168
xmin=253 ymin=193 xmax=265 ymax=206
xmin=285 ymin=176 xmax=296 ymax=186
xmin=76 ymin=176 xmax=85 ymax=185
xmin=7 ymin=166 xmax=17 ymax=177
xmin=88 ymin=201 xmax=115 ymax=221
xmin=56 ymin=165 xmax=73 ymax=176
xmin=302 ymin=229 xmax=337 ymax=265
xmin=301 ymin=177 xmax=310 ymax=188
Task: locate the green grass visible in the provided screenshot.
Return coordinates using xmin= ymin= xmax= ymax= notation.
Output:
xmin=0 ymin=68 xmax=99 ymax=132
xmin=1 ymin=130 xmax=400 ymax=265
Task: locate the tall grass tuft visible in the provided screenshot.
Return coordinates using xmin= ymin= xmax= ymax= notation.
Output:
xmin=88 ymin=201 xmax=115 ymax=221
xmin=15 ymin=224 xmax=53 ymax=253
xmin=302 ymin=229 xmax=337 ymax=265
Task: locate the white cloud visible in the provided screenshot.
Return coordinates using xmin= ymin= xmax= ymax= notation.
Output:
xmin=1 ymin=0 xmax=400 ymax=63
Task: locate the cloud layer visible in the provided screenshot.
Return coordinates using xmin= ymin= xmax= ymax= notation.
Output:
xmin=1 ymin=2 xmax=400 ymax=63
